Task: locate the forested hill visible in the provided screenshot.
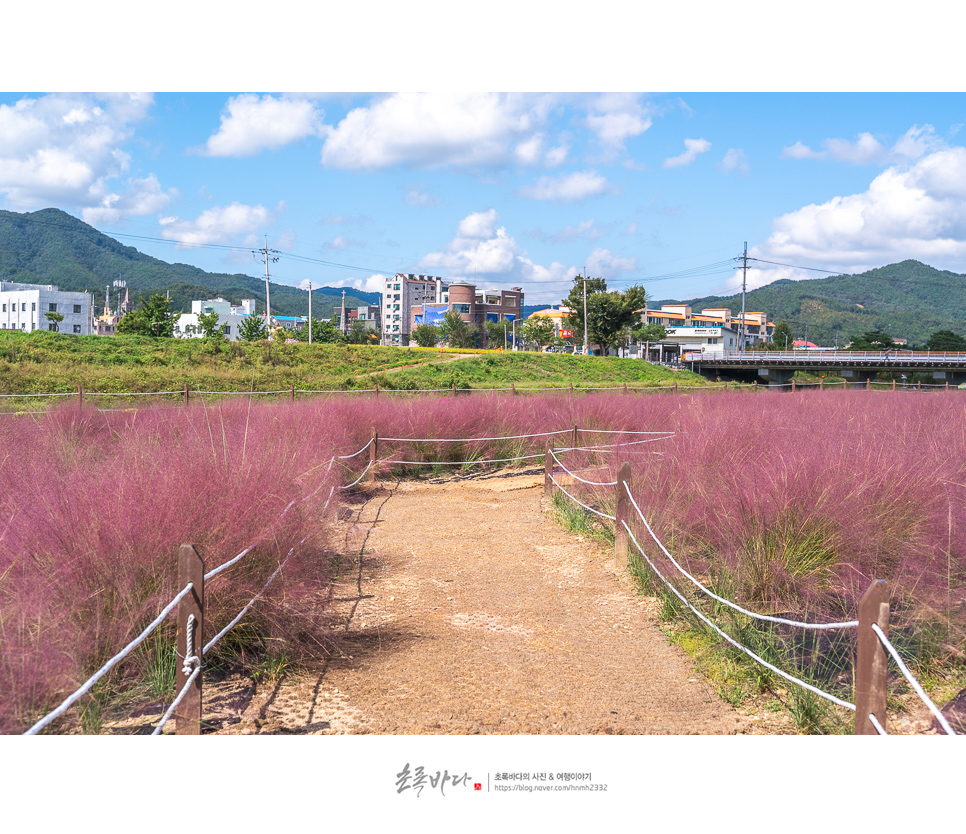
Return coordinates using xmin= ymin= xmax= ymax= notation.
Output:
xmin=655 ymin=260 xmax=966 ymax=347
xmin=0 ymin=208 xmax=378 ymax=318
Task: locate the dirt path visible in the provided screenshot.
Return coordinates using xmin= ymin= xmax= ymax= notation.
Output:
xmin=352 ymin=351 xmax=478 ymax=380
xmin=212 ymin=470 xmax=790 ymax=735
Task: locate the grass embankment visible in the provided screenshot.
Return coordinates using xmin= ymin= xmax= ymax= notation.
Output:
xmin=0 ymin=330 xmax=707 ymax=405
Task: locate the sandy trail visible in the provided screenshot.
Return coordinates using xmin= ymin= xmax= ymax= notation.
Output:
xmin=210 ymin=470 xmax=785 ymax=735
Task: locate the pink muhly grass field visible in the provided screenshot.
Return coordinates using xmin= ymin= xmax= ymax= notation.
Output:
xmin=0 ymin=399 xmax=348 ymax=733
xmin=3 ymin=387 xmax=963 ymax=732
xmin=606 ymin=390 xmax=966 ymax=638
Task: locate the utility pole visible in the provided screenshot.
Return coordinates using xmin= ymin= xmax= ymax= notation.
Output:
xmin=582 ymin=270 xmax=589 ymax=356
xmin=740 ymin=242 xmax=748 ymax=352
xmin=341 ymin=289 xmax=347 ymax=335
xmin=308 ymin=281 xmax=313 ymax=344
xmin=254 ymin=236 xmax=280 ymax=329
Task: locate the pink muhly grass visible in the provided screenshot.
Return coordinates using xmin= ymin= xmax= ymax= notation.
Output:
xmin=0 ymin=400 xmax=345 ymax=732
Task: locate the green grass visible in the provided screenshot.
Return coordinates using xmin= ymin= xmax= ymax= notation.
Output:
xmin=0 ymin=329 xmax=710 ymax=407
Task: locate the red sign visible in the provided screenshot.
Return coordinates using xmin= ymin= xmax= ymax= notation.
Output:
xmin=559 ymin=329 xmax=573 ymax=338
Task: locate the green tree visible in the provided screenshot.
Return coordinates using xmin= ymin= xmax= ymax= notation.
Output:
xmin=197 ymin=310 xmax=225 ymax=340
xmin=630 ymin=322 xmax=667 ymax=358
xmin=44 ymin=311 xmax=64 ymax=332
xmin=483 ymin=318 xmax=510 ymax=348
xmin=115 ymin=294 xmax=176 ymax=337
xmin=562 ymin=276 xmax=647 ymax=356
xmin=519 ymin=317 xmax=555 ymax=350
xmin=925 ymin=329 xmax=966 ymax=351
xmin=238 ymin=314 xmax=267 ymax=341
xmin=772 ymin=320 xmax=793 ymax=351
xmin=292 ymin=318 xmax=342 ymax=343
xmin=438 ymin=311 xmax=478 ymax=349
xmin=412 ymin=323 xmax=440 ymax=348
xmin=849 ymin=329 xmax=896 ymax=351
xmin=346 ymin=321 xmax=378 ymax=345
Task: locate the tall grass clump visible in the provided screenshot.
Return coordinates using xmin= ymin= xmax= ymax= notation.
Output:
xmin=550 ymin=389 xmax=966 ymax=729
xmin=0 ymin=398 xmax=359 ymax=733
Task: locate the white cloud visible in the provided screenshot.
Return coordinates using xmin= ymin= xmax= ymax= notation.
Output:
xmin=741 ymin=146 xmax=966 ymax=286
xmin=158 ymin=202 xmax=273 ymax=247
xmin=781 ymin=125 xmax=941 ymax=165
xmin=199 ymin=94 xmax=326 ymax=157
xmin=320 ymin=92 xmax=560 ymax=170
xmin=721 ymin=148 xmax=749 ymax=174
xmin=520 ymin=170 xmax=608 ymax=202
xmin=82 ymin=174 xmax=176 ymax=225
xmin=419 ymin=210 xmax=580 ymax=291
xmin=457 ymin=209 xmax=499 ymax=239
xmin=585 ymin=93 xmax=652 ymax=155
xmin=530 ymin=219 xmax=607 ymax=244
xmin=0 ymin=93 xmax=158 ymax=216
xmin=404 ymin=187 xmax=437 ymax=207
xmin=584 ymin=248 xmax=637 ymax=280
xmin=663 ymin=138 xmax=711 ymax=168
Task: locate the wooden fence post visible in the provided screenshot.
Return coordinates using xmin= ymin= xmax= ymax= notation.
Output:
xmin=623 ymin=382 xmax=627 ymax=395
xmin=673 ymin=382 xmax=678 ymax=394
xmin=375 ymin=383 xmax=379 ymax=399
xmin=176 ymin=544 xmax=205 ymax=735
xmin=544 ymin=446 xmax=554 ymax=496
xmin=820 ymin=378 xmax=824 ymax=391
xmin=183 ymin=384 xmax=189 ymax=407
xmin=78 ymin=386 xmax=83 ymax=408
xmin=572 ymin=424 xmax=579 ymax=450
xmin=791 ymin=379 xmax=796 ymax=393
xmin=368 ymin=429 xmax=378 ymax=481
xmin=614 ymin=461 xmax=631 ymax=571
xmin=855 ymin=579 xmax=889 ymax=735
xmin=569 ymin=381 xmax=574 ymax=397
xmin=511 ymin=383 xmax=516 ymax=396
xmin=917 ymin=380 xmax=922 ymax=392
xmin=452 ymin=382 xmax=456 ymax=397
xmin=866 ymin=378 xmax=871 ymax=391
xmin=892 ymin=379 xmax=896 ymax=392
xmin=290 ymin=384 xmax=295 ymax=403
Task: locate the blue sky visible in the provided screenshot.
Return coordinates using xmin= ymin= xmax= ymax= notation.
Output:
xmin=3 ymin=15 xmax=965 ymax=310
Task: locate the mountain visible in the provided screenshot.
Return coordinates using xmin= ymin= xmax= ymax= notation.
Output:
xmin=654 ymin=260 xmax=966 ymax=347
xmin=0 ymin=208 xmax=379 ymax=318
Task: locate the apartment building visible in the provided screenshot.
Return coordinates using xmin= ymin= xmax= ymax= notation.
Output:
xmin=411 ymin=281 xmax=524 ymax=347
xmin=382 ymin=274 xmax=447 ymax=345
xmin=0 ymin=282 xmax=93 ymax=334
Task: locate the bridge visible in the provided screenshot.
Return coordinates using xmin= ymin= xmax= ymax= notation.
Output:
xmin=684 ymin=350 xmax=966 ymax=387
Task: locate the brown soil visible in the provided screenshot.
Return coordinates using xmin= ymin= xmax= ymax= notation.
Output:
xmin=204 ymin=469 xmax=796 ymax=736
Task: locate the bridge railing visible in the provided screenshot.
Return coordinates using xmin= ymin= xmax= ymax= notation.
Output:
xmin=704 ymin=350 xmax=966 ymax=364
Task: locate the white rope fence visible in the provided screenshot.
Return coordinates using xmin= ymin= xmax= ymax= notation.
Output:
xmin=23 ymin=582 xmax=197 ymax=735
xmin=549 ymin=473 xmax=616 ymax=521
xmin=549 ymin=448 xmax=617 ymax=487
xmin=623 ymin=484 xmax=859 ymax=631
xmin=871 ymin=623 xmax=957 ymax=735
xmin=621 ymin=520 xmax=857 ymax=711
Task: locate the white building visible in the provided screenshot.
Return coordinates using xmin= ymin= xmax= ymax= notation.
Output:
xmin=174 ymin=297 xmax=258 ymax=341
xmin=382 ymin=274 xmax=448 ymax=345
xmin=0 ymin=282 xmax=93 ymax=334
